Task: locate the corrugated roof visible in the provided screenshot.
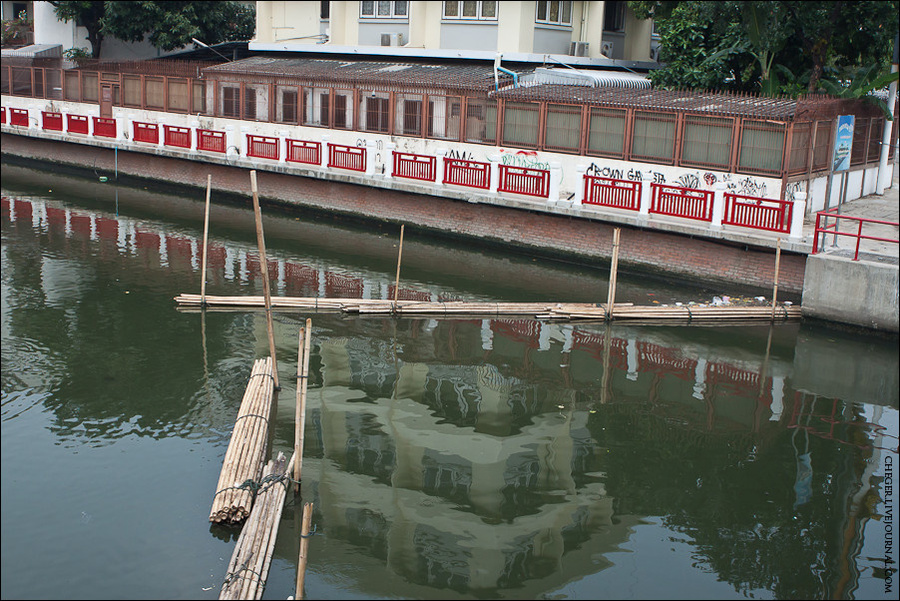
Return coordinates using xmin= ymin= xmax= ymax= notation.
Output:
xmin=202 ymin=56 xmax=513 ymax=92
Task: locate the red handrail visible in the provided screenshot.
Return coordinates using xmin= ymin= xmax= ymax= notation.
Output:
xmin=813 ymin=208 xmax=899 ymax=261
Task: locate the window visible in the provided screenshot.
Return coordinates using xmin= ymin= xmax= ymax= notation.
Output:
xmin=631 ymin=111 xmax=676 ymax=163
xmin=851 ymin=117 xmax=869 ymax=166
xmin=222 ymin=85 xmax=240 ymax=117
xmin=544 ymin=104 xmax=582 ymax=152
xmin=334 ymin=90 xmax=354 ymax=129
xmin=587 ymin=107 xmax=626 ymax=157
xmin=465 ymin=98 xmax=497 ymax=143
xmin=277 ymin=86 xmax=298 ymax=123
xmin=302 ymin=87 xmax=329 ymax=126
xmin=787 ymin=122 xmax=812 ymax=174
xmin=443 ymin=1 xmax=497 ymax=20
xmin=243 ymin=85 xmax=258 ymax=120
xmin=167 ymin=78 xmax=189 ymax=112
xmin=868 ymin=118 xmax=884 ymax=163
xmin=604 ymin=1 xmax=625 ymax=31
xmin=738 ymin=120 xmax=785 ymax=175
xmin=501 ymin=102 xmax=540 ymax=148
xmin=428 ymin=96 xmax=462 ymax=140
xmin=320 ymin=0 xmax=330 ymax=19
xmin=536 ymin=1 xmax=572 ymax=26
xmin=681 ymin=115 xmax=733 ymax=169
xmin=395 ymin=93 xmax=423 ymax=136
xmin=811 ymin=121 xmax=833 ymax=172
xmin=360 ymin=1 xmax=408 ymax=18
xmin=361 ymin=94 xmax=390 ymax=133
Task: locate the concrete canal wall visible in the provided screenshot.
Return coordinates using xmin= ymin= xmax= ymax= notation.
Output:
xmin=1 ymin=132 xmax=808 ymax=297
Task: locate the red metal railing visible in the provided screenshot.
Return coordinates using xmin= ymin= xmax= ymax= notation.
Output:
xmin=1 ymin=107 xmax=6 ymax=125
xmin=93 ymin=117 xmax=116 ymax=138
xmin=498 ymin=165 xmax=550 ymax=198
xmin=650 ymin=183 xmax=713 ymax=222
xmin=163 ymin=125 xmax=191 ymax=148
xmin=328 ymin=143 xmax=366 ymax=172
xmin=10 ymin=108 xmax=28 ymax=126
xmin=443 ymin=158 xmax=490 ymax=189
xmin=197 ymin=129 xmax=226 ymax=153
xmin=286 ymin=139 xmax=320 ymax=165
xmin=393 ymin=151 xmax=436 ymax=182
xmin=133 ymin=122 xmax=159 ymax=144
xmin=583 ymin=176 xmax=641 ymax=210
xmin=247 ymin=134 xmax=279 ymax=160
xmin=724 ymin=193 xmax=793 ymax=233
xmin=813 ymin=209 xmax=899 ymax=261
xmin=42 ymin=111 xmax=63 ymax=131
xmin=67 ymin=114 xmax=88 ymax=134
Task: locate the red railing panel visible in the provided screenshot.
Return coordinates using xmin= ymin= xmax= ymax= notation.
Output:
xmin=583 ymin=176 xmax=641 ymax=211
xmin=163 ymin=125 xmax=191 ymax=149
xmin=10 ymin=108 xmax=28 ymax=127
xmin=67 ymin=114 xmax=89 ymax=134
xmin=723 ymin=193 xmax=792 ymax=233
xmin=133 ymin=122 xmax=159 ymax=144
xmin=328 ymin=143 xmax=366 ymax=172
xmin=650 ymin=183 xmax=713 ymax=222
xmin=197 ymin=129 xmax=226 ymax=153
xmin=92 ymin=117 xmax=116 ymax=138
xmin=1 ymin=107 xmax=6 ymax=125
xmin=42 ymin=111 xmax=63 ymax=131
xmin=443 ymin=158 xmax=490 ymax=189
xmin=813 ymin=209 xmax=900 ymax=261
xmin=286 ymin=139 xmax=321 ymax=165
xmin=498 ymin=165 xmax=550 ymax=198
xmin=392 ymin=151 xmax=436 ymax=182
xmin=247 ymin=134 xmax=279 ymax=160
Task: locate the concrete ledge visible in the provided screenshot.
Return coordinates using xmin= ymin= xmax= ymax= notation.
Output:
xmin=802 ymin=253 xmax=900 ymax=332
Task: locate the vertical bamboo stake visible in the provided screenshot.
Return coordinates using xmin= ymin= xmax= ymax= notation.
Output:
xmin=296 ymin=501 xmax=314 ymax=600
xmin=250 ymin=170 xmax=279 ymax=389
xmin=393 ymin=224 xmax=405 ymax=309
xmin=605 ymin=228 xmax=621 ymax=320
xmin=771 ymin=238 xmax=782 ymax=321
xmin=294 ymin=318 xmax=312 ymax=492
xmin=200 ymin=174 xmax=212 ymax=305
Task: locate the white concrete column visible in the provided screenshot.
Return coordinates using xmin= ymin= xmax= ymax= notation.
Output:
xmin=711 ymin=182 xmax=726 ymax=229
xmin=365 ymin=140 xmax=377 ymax=176
xmin=434 ymin=148 xmax=447 ymax=186
xmin=790 ymin=192 xmax=807 ymax=240
xmin=321 ymin=134 xmax=330 ymax=168
xmin=488 ymin=154 xmax=501 ymax=193
xmin=277 ymin=130 xmax=287 ymax=163
xmin=225 ymin=125 xmax=237 ymax=156
xmin=548 ymin=161 xmax=562 ymax=204
xmin=190 ymin=119 xmax=200 ymax=150
xmin=384 ymin=142 xmax=396 ymax=179
xmin=639 ymin=178 xmax=651 ymax=216
xmin=239 ymin=125 xmax=250 ymax=157
xmin=573 ymin=164 xmax=586 ymax=205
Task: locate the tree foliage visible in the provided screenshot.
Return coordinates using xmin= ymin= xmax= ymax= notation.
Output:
xmin=630 ymin=0 xmax=899 ymax=100
xmin=49 ymin=1 xmax=255 ymax=59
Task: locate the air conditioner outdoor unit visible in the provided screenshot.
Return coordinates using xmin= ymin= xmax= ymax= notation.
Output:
xmin=381 ymin=32 xmax=403 ymax=47
xmin=569 ymin=41 xmax=589 ymax=57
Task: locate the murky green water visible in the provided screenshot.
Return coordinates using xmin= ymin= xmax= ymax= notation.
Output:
xmin=2 ymin=162 xmax=897 ymax=600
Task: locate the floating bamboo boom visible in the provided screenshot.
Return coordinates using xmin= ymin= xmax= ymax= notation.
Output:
xmin=200 ymin=174 xmax=212 ymax=305
xmin=393 ymin=224 xmax=405 ymax=309
xmin=210 ymin=357 xmax=275 ymax=524
xmin=219 ymin=452 xmax=293 ymax=600
xmin=295 ymin=501 xmax=314 ymax=600
xmin=606 ymin=227 xmax=621 ymax=319
xmin=250 ymin=170 xmax=279 ymax=390
xmin=294 ymin=319 xmax=312 ymax=493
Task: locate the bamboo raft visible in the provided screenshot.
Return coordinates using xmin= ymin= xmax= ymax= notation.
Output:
xmin=210 ymin=356 xmax=276 ymax=525
xmin=175 ymin=293 xmax=801 ymax=322
xmin=219 ymin=451 xmax=294 ymax=600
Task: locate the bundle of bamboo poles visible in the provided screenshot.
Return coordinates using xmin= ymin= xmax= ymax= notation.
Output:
xmin=210 ymin=357 xmax=275 ymax=525
xmin=219 ymin=451 xmax=294 ymax=600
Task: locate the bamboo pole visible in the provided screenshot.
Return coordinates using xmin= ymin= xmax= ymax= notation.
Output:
xmin=294 ymin=319 xmax=312 ymax=492
xmin=200 ymin=174 xmax=212 ymax=305
xmin=771 ymin=238 xmax=782 ymax=322
xmin=296 ymin=501 xmax=314 ymax=600
xmin=250 ymin=170 xmax=279 ymax=390
xmin=605 ymin=228 xmax=621 ymax=320
xmin=393 ymin=224 xmax=405 ymax=309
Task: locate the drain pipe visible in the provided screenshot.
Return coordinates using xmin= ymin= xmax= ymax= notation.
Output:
xmin=494 ymin=53 xmax=519 ymax=90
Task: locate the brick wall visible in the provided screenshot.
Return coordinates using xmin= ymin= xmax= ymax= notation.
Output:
xmin=1 ymin=133 xmax=807 ymax=295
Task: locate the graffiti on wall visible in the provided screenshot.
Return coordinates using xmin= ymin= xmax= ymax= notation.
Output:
xmin=586 ymin=163 xmax=667 ymax=184
xmin=499 ymin=150 xmax=550 ymax=171
xmin=447 ymin=149 xmax=476 ymax=161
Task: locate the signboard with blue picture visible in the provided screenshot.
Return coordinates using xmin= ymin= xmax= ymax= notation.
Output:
xmin=832 ymin=115 xmax=854 ymax=172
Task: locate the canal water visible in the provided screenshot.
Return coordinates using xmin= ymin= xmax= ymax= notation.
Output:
xmin=1 ymin=163 xmax=897 ymax=600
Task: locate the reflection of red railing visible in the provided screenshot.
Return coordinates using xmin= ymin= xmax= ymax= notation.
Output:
xmin=584 ymin=176 xmax=641 ymax=210
xmin=813 ymin=208 xmax=899 ymax=261
xmin=650 ymin=183 xmax=713 ymax=221
xmin=724 ymin=193 xmax=792 ymax=233
xmin=393 ymin=151 xmax=436 ymax=182
xmin=498 ymin=165 xmax=549 ymax=198
xmin=444 ymin=158 xmax=490 ymax=189
xmin=787 ymin=393 xmax=894 ymax=450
